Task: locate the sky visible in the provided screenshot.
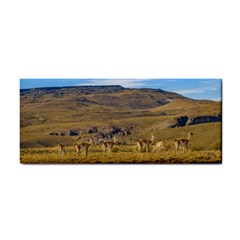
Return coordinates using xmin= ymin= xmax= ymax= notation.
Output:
xmin=20 ymin=78 xmax=222 ymax=101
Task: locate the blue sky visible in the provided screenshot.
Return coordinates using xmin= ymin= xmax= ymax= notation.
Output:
xmin=20 ymin=78 xmax=222 ymax=101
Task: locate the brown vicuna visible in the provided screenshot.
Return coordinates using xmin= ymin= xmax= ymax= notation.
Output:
xmin=75 ymin=138 xmax=94 ymax=157
xmin=137 ymin=133 xmax=154 ymax=153
xmin=102 ymin=136 xmax=118 ymax=153
xmin=58 ymin=143 xmax=66 ymax=156
xmin=174 ymin=132 xmax=193 ymax=153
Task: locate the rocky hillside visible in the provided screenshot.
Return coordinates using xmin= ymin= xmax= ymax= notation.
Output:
xmin=20 ymin=85 xmax=187 ymax=109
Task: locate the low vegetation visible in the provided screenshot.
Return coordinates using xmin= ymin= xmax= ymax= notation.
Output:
xmin=20 ymin=146 xmax=221 ymax=164
xmin=20 ymin=122 xmax=222 ymax=164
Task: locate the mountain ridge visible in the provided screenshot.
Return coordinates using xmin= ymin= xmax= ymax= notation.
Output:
xmin=20 ymin=85 xmax=189 ymax=109
xmin=20 ymin=85 xmax=125 ymax=92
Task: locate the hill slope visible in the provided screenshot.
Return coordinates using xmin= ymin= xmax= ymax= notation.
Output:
xmin=20 ymin=85 xmax=187 ymax=109
xmin=20 ymin=85 xmax=221 ymax=149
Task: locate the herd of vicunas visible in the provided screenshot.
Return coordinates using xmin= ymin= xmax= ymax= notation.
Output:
xmin=57 ymin=132 xmax=194 ymax=157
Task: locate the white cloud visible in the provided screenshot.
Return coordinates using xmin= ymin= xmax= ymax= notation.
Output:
xmin=174 ymin=85 xmax=220 ymax=95
xmin=210 ymin=97 xmax=222 ymax=101
xmin=174 ymin=88 xmax=205 ymax=94
xmin=75 ymin=79 xmax=149 ymax=88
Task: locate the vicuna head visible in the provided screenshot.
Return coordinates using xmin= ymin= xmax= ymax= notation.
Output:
xmin=188 ymin=132 xmax=194 ymax=139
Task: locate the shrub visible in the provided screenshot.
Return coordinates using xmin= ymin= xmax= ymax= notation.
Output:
xmin=211 ymin=142 xmax=221 ymax=150
xmin=112 ymin=147 xmax=119 ymax=152
xmin=191 ymin=146 xmax=204 ymax=151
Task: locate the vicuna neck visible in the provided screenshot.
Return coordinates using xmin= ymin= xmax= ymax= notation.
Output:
xmin=151 ymin=134 xmax=154 ymax=142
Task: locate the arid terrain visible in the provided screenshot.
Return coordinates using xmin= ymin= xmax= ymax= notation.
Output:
xmin=20 ymin=85 xmax=222 ymax=164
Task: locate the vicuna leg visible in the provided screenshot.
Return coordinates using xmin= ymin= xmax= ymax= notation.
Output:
xmin=174 ymin=141 xmax=179 ymax=152
xmin=109 ymin=144 xmax=113 ymax=152
xmin=137 ymin=142 xmax=142 ymax=152
xmin=146 ymin=143 xmax=150 ymax=153
xmin=58 ymin=144 xmax=66 ymax=156
xmin=103 ymin=143 xmax=107 ymax=154
xmin=85 ymin=146 xmax=89 ymax=157
xmin=59 ymin=149 xmax=66 ymax=156
xmin=183 ymin=143 xmax=189 ymax=153
xmin=75 ymin=144 xmax=81 ymax=155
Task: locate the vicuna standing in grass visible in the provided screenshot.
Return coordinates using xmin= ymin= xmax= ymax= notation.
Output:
xmin=174 ymin=132 xmax=193 ymax=153
xmin=137 ymin=133 xmax=154 ymax=153
xmin=75 ymin=138 xmax=94 ymax=157
xmin=58 ymin=143 xmax=66 ymax=156
xmin=102 ymin=136 xmax=118 ymax=153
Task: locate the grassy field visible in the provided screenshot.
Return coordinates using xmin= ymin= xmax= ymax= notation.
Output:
xmin=20 ymin=123 xmax=222 ymax=164
xmin=20 ymin=146 xmax=221 ymax=164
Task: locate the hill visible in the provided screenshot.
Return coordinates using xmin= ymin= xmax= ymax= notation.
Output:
xmin=20 ymin=85 xmax=222 ymax=155
xmin=20 ymin=85 xmax=187 ymax=109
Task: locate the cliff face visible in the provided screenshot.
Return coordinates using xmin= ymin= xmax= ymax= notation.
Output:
xmin=168 ymin=114 xmax=222 ymax=128
xmin=187 ymin=114 xmax=222 ymax=125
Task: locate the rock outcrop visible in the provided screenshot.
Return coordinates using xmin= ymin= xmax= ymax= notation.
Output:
xmin=187 ymin=113 xmax=222 ymax=125
xmin=168 ymin=116 xmax=189 ymax=128
xmin=48 ymin=126 xmax=133 ymax=140
xmin=168 ymin=113 xmax=221 ymax=128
